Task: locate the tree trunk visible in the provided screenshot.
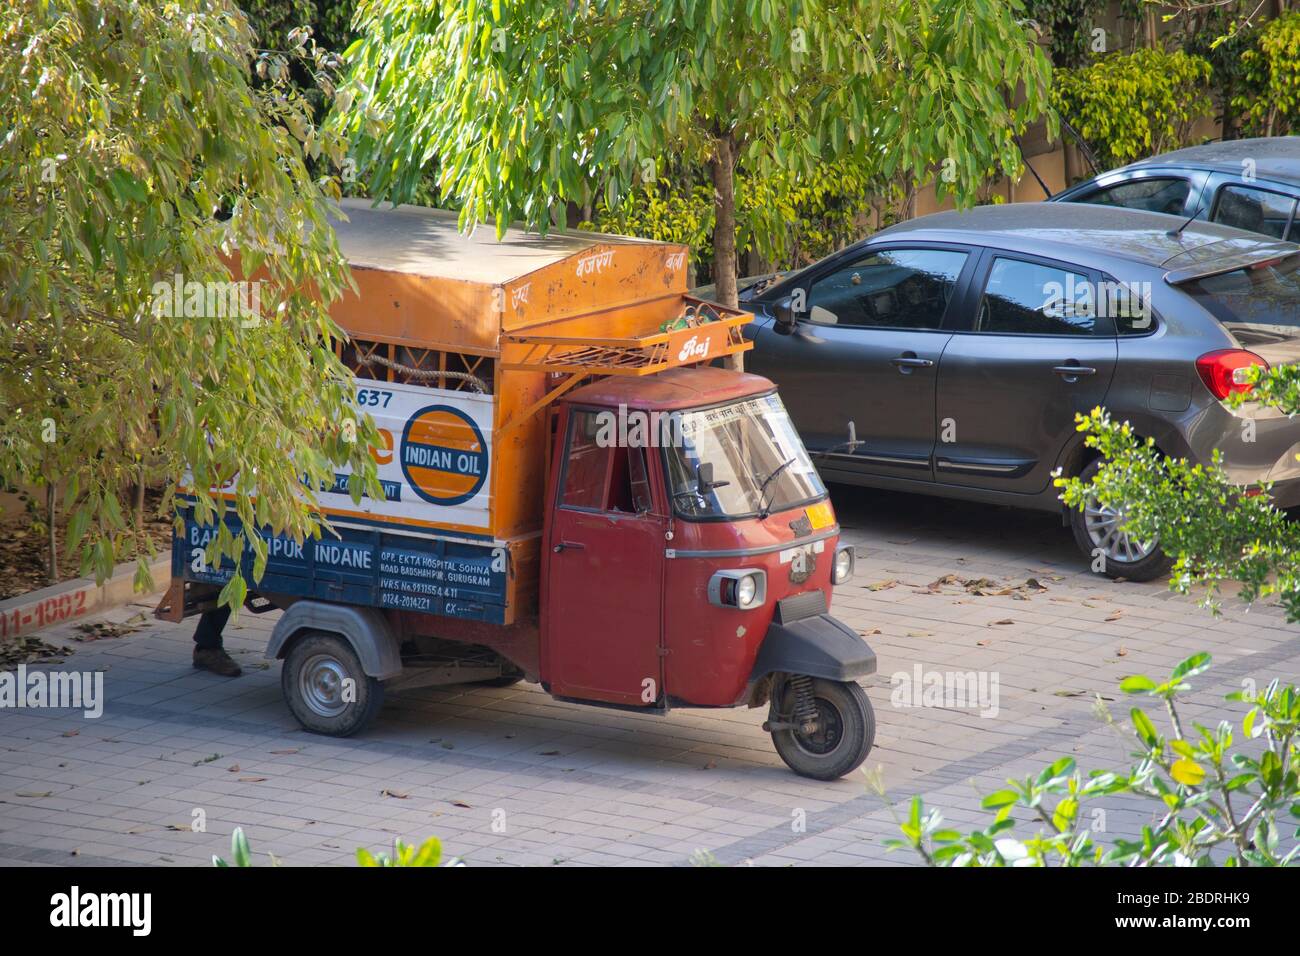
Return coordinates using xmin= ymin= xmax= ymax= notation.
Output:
xmin=135 ymin=465 xmax=146 ymax=531
xmin=709 ymin=133 xmax=742 ymax=371
xmin=46 ymin=482 xmax=57 ymax=585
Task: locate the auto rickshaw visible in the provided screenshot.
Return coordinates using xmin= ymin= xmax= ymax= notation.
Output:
xmin=158 ymin=201 xmax=878 ymax=779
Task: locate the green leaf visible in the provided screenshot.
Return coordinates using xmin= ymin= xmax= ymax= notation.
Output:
xmin=1120 ymin=675 xmax=1157 ymax=694
xmin=1131 ymin=707 xmax=1160 ymax=747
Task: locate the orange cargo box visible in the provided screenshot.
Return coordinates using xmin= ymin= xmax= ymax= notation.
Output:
xmin=322 ymin=200 xmax=752 ymax=558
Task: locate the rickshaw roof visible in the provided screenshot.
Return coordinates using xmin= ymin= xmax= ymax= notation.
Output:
xmin=566 ymin=366 xmax=775 ymax=411
xmin=332 ymin=198 xmax=661 ymax=285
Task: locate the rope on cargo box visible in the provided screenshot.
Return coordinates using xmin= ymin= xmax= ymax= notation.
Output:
xmin=356 ymin=353 xmax=488 ymax=393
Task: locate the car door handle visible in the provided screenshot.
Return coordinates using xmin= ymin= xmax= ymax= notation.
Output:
xmin=1053 ymin=364 xmax=1096 ymax=378
xmin=891 ymin=356 xmax=935 ymax=369
xmin=553 ymin=541 xmax=586 ymax=553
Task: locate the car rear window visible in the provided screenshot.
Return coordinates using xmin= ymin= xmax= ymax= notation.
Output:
xmin=1183 ymin=255 xmax=1300 ymax=344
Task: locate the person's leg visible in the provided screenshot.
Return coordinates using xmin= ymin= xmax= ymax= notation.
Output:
xmin=192 ymin=605 xmax=241 ymax=676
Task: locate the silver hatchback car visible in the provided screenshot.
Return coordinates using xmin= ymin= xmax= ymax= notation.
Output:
xmin=744 ymin=204 xmax=1300 ymax=581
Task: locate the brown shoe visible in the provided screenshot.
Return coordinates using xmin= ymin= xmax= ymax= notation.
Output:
xmin=193 ymin=647 xmax=242 ymax=677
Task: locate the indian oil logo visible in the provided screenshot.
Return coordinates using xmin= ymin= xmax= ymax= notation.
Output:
xmin=400 ymin=405 xmax=488 ymax=506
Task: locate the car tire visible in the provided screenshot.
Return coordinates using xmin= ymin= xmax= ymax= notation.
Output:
xmin=1068 ymin=458 xmax=1172 ymax=582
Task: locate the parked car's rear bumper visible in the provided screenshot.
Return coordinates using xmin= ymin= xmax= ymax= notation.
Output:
xmin=1188 ymin=401 xmax=1300 ymax=508
xmin=1264 ymin=476 xmax=1300 ymax=509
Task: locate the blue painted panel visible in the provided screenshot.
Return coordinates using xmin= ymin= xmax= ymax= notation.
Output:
xmin=173 ymin=508 xmax=509 ymax=625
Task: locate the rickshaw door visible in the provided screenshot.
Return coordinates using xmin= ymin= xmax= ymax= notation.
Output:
xmin=544 ymin=409 xmax=665 ymax=706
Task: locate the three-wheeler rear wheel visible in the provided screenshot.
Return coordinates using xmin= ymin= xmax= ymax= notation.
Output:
xmin=282 ymin=631 xmax=385 ymax=737
xmin=769 ymin=676 xmax=875 ymax=781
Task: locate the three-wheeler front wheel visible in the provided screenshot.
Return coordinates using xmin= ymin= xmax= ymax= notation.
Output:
xmin=769 ymin=676 xmax=875 ymax=781
xmin=282 ymin=631 xmax=384 ymax=737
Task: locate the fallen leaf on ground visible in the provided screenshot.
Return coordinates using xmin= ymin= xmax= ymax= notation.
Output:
xmin=74 ymin=614 xmax=149 ymax=641
xmin=863 ymin=579 xmax=896 ymax=591
xmin=238 ymin=777 xmax=267 ymax=784
xmin=380 ymin=789 xmax=409 ymax=799
xmin=0 ymin=635 xmax=71 ymax=667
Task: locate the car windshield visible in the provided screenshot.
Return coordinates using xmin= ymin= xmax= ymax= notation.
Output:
xmin=664 ymin=393 xmax=826 ymax=519
xmin=1184 ymin=255 xmax=1300 ymax=344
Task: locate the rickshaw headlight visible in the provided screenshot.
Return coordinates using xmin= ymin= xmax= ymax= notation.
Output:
xmin=736 ymin=574 xmax=757 ymax=608
xmin=708 ymin=570 xmax=767 ymax=610
xmin=832 ymin=546 xmax=855 ymax=585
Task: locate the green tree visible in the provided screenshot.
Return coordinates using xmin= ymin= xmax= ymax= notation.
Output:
xmin=334 ymin=0 xmax=1053 ymax=309
xmin=0 ymin=0 xmax=381 ymax=606
xmin=242 ymin=0 xmax=360 ymax=54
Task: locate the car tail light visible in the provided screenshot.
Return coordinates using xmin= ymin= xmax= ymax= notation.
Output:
xmin=1195 ymin=349 xmax=1268 ymax=400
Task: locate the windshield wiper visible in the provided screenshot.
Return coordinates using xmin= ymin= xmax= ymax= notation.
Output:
xmin=757 ymin=457 xmax=796 ymax=519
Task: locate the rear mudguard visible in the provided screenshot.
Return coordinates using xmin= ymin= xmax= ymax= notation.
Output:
xmin=265 ymin=601 xmax=403 ymax=680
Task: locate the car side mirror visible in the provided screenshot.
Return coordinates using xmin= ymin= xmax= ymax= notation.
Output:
xmin=773 ymin=295 xmax=797 ymax=335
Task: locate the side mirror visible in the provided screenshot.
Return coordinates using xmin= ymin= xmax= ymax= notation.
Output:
xmin=696 ymin=461 xmax=729 ymax=495
xmin=773 ymin=295 xmax=797 ymax=335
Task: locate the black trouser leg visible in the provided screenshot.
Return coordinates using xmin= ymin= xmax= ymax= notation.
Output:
xmin=192 ymin=605 xmax=231 ymax=650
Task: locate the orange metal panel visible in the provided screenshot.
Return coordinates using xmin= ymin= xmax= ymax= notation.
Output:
xmin=332 ymin=267 xmax=501 ymax=355
xmin=503 ymin=242 xmax=690 ymax=330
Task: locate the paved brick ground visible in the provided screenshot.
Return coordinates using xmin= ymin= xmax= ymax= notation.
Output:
xmin=1 ymin=485 xmax=1296 ymax=867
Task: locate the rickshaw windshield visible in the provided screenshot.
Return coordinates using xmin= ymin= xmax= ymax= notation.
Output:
xmin=664 ymin=393 xmax=826 ymax=520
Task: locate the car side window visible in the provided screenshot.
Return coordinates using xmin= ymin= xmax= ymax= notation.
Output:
xmin=1077 ymin=177 xmax=1192 ymax=215
xmin=803 ymin=249 xmax=967 ymax=329
xmin=976 ymin=257 xmax=1099 ymax=336
xmin=1211 ymin=184 xmax=1298 ymax=241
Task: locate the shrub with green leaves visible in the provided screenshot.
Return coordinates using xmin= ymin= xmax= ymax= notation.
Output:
xmin=357 ymin=836 xmax=449 ymax=867
xmin=1234 ymin=11 xmax=1300 ymax=138
xmin=1051 ymin=48 xmax=1213 ymax=171
xmin=1056 ymin=406 xmax=1300 ymax=622
xmin=214 ymin=827 xmax=455 ymax=866
xmin=881 ymin=654 xmax=1300 ymax=866
xmin=589 ymin=157 xmax=883 ymax=278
